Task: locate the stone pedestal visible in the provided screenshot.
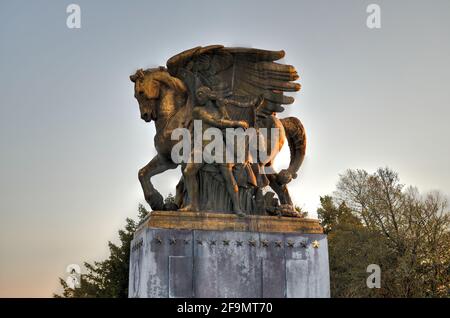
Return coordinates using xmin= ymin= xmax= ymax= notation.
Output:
xmin=129 ymin=211 xmax=330 ymax=298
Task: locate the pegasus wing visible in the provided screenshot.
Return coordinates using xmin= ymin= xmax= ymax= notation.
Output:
xmin=166 ymin=45 xmax=300 ymax=121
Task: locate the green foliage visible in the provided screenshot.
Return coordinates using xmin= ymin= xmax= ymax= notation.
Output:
xmin=294 ymin=205 xmax=309 ymax=218
xmin=317 ymin=196 xmax=394 ymax=297
xmin=321 ymin=167 xmax=450 ymax=298
xmin=164 ymin=193 xmax=175 ymax=205
xmin=54 ymin=204 xmax=150 ymax=298
xmin=317 ymin=196 xmax=360 ymax=234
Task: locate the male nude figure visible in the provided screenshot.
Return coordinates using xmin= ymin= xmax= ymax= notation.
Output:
xmin=180 ymin=86 xmax=248 ymax=216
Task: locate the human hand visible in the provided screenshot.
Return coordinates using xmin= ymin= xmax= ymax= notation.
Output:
xmin=236 ymin=121 xmax=249 ymax=129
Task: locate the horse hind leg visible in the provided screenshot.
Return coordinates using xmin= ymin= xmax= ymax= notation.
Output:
xmin=174 ymin=176 xmax=185 ymax=208
xmin=179 ymin=161 xmax=203 ymax=212
xmin=266 ymin=173 xmax=294 ymax=207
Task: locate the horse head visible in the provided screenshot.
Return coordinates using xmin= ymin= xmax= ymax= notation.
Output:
xmin=130 ymin=67 xmax=187 ymax=122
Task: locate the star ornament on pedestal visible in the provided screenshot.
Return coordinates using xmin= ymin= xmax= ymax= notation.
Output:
xmin=312 ymin=240 xmax=320 ymax=248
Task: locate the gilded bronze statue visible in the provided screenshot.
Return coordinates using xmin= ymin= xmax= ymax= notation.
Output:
xmin=130 ymin=45 xmax=306 ymax=217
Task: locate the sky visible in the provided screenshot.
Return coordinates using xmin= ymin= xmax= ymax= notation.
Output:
xmin=1 ymin=0 xmax=450 ymax=297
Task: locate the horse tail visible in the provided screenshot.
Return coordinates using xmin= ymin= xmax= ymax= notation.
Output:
xmin=280 ymin=116 xmax=306 ymax=179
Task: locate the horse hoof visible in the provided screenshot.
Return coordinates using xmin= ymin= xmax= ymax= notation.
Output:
xmin=179 ymin=205 xmax=199 ymax=212
xmin=147 ymin=192 xmax=164 ymax=211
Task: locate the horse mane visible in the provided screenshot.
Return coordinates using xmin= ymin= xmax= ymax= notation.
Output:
xmin=130 ymin=67 xmax=187 ymax=95
xmin=143 ymin=67 xmax=187 ymax=94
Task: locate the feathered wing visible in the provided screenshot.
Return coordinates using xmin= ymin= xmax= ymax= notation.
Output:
xmin=166 ymin=45 xmax=300 ymax=123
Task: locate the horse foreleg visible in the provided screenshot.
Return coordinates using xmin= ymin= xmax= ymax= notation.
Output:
xmin=139 ymin=155 xmax=177 ymax=210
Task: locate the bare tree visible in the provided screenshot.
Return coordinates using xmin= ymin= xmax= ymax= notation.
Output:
xmin=333 ymin=167 xmax=450 ymax=297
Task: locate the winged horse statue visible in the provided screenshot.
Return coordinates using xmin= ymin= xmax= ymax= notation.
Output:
xmin=130 ymin=45 xmax=306 ymax=217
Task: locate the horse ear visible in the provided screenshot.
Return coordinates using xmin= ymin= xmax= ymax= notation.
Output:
xmin=130 ymin=69 xmax=145 ymax=82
